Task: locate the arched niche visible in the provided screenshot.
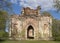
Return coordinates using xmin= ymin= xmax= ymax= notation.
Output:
xmin=27 ymin=25 xmax=34 ymax=39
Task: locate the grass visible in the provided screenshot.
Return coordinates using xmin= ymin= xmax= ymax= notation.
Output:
xmin=0 ymin=40 xmax=60 ymax=43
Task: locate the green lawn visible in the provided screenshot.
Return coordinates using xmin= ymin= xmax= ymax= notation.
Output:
xmin=0 ymin=40 xmax=60 ymax=43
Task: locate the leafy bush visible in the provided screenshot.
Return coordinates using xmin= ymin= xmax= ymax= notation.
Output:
xmin=0 ymin=30 xmax=8 ymax=40
xmin=52 ymin=19 xmax=60 ymax=41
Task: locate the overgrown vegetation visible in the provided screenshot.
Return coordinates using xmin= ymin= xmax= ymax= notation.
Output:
xmin=0 ymin=0 xmax=13 ymax=41
xmin=0 ymin=11 xmax=8 ymax=30
xmin=42 ymin=11 xmax=60 ymax=41
xmin=52 ymin=19 xmax=60 ymax=41
xmin=54 ymin=0 xmax=60 ymax=12
xmin=0 ymin=11 xmax=9 ymax=41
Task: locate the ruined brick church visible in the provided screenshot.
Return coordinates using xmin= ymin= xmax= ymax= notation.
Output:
xmin=9 ymin=6 xmax=52 ymax=40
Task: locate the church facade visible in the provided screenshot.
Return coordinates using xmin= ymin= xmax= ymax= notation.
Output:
xmin=9 ymin=6 xmax=52 ymax=40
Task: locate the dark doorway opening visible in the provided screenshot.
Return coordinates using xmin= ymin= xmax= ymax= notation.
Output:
xmin=27 ymin=25 xmax=34 ymax=39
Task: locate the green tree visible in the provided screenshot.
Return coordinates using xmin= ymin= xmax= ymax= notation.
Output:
xmin=52 ymin=19 xmax=60 ymax=41
xmin=0 ymin=0 xmax=13 ymax=40
xmin=42 ymin=11 xmax=53 ymax=17
xmin=0 ymin=11 xmax=9 ymax=40
xmin=0 ymin=11 xmax=8 ymax=30
xmin=0 ymin=30 xmax=8 ymax=39
xmin=54 ymin=0 xmax=60 ymax=12
xmin=0 ymin=0 xmax=14 ymax=31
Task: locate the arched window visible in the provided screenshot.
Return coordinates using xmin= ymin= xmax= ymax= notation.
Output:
xmin=27 ymin=25 xmax=34 ymax=39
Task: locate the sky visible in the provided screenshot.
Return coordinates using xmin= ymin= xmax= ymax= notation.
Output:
xmin=9 ymin=0 xmax=60 ymax=20
xmin=6 ymin=0 xmax=60 ymax=32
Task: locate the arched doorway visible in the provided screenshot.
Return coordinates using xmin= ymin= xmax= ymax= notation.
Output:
xmin=27 ymin=25 xmax=34 ymax=39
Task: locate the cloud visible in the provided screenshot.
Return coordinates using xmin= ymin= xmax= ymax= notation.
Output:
xmin=10 ymin=0 xmax=54 ymax=11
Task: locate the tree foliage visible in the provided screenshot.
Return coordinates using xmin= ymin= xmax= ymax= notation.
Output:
xmin=42 ymin=11 xmax=52 ymax=17
xmin=0 ymin=0 xmax=13 ymax=30
xmin=0 ymin=11 xmax=8 ymax=30
xmin=52 ymin=19 xmax=60 ymax=41
xmin=0 ymin=0 xmax=13 ymax=40
xmin=54 ymin=0 xmax=60 ymax=12
xmin=0 ymin=30 xmax=8 ymax=38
